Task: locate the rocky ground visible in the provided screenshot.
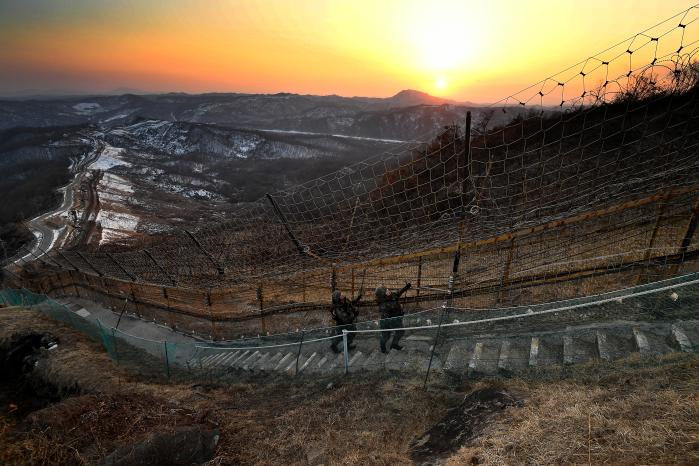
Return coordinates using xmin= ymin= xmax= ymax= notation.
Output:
xmin=0 ymin=308 xmax=697 ymax=465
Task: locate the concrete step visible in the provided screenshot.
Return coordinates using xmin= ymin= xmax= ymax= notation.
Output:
xmin=497 ymin=337 xmax=531 ymax=372
xmin=596 ymin=329 xmax=636 ymax=361
xmin=672 ymin=324 xmax=693 ymax=352
xmin=202 ymin=351 xmax=230 ymax=368
xmin=385 ymin=346 xmax=441 ymax=372
xmin=198 ymin=353 xmax=218 ymax=368
xmin=321 ymin=349 xmax=365 ymax=374
xmin=274 ymin=352 xmax=295 ymax=371
xmin=443 ymin=341 xmax=473 ymax=374
xmin=563 ymin=332 xmax=598 ymax=365
xmin=634 ymin=325 xmax=674 ymax=357
xmin=320 ymin=353 xmax=346 ymax=372
xmin=198 ymin=319 xmax=699 ymax=378
xmin=298 ymin=352 xmax=319 ymax=374
xmin=250 ymin=352 xmax=271 ymax=371
xmin=307 ymin=353 xmax=332 ymax=373
xmin=468 ymin=341 xmax=500 ymax=374
xmin=679 ymin=321 xmax=699 ymax=349
xmin=217 ymin=351 xmax=242 ymax=369
xmin=362 ymin=350 xmax=388 ymax=371
xmin=228 ymin=350 xmax=252 ymax=369
xmin=241 ymin=351 xmax=263 ymax=371
xmin=260 ymin=352 xmax=284 ymax=371
xmin=532 ymin=335 xmax=564 ymax=367
xmin=284 ymin=353 xmax=307 ymax=375
xmin=347 ymin=350 xmax=366 ymax=373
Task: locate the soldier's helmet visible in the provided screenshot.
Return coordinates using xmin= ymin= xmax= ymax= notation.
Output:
xmin=374 ymin=286 xmax=387 ymax=302
xmin=332 ymin=290 xmax=342 ymax=304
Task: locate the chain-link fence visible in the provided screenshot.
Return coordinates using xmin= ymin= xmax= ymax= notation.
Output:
xmin=2 ymin=270 xmax=697 ymax=386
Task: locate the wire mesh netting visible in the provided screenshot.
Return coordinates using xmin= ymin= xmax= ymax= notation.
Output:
xmin=2 ymin=269 xmax=698 ymax=384
xmin=4 ymin=6 xmax=699 ymax=336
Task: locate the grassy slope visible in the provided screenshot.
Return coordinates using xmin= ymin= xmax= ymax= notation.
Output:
xmin=0 ymin=309 xmax=697 ymax=465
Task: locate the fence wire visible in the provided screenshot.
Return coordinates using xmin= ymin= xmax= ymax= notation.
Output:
xmin=2 ymin=269 xmax=697 ymax=385
xmin=5 ymin=6 xmax=699 ymax=337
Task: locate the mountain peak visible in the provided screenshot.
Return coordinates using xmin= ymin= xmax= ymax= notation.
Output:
xmin=387 ymin=89 xmax=453 ymax=107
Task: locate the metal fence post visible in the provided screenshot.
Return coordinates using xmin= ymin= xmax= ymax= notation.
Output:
xmin=295 ymin=331 xmax=305 ymax=375
xmin=342 ymin=329 xmax=349 ymax=375
xmin=111 ymin=328 xmax=120 ymax=364
xmin=302 ymin=274 xmax=307 ymax=302
xmin=163 ymin=341 xmax=171 ymax=380
xmin=257 ymin=284 xmax=267 ymax=335
xmin=424 ymin=249 xmax=461 ymax=388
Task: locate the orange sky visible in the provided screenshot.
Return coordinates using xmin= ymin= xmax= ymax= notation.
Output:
xmin=0 ymin=1 xmax=697 ymax=102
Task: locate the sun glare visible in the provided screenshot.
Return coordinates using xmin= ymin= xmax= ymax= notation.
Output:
xmin=402 ymin=0 xmax=481 ymax=73
xmin=435 ymin=76 xmax=447 ymax=92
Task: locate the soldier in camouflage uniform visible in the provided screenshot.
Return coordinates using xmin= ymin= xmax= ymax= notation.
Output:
xmin=329 ymin=290 xmax=362 ymax=353
xmin=375 ymin=282 xmax=411 ymax=353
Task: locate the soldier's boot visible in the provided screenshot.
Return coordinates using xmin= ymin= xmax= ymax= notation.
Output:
xmin=391 ymin=329 xmax=404 ymax=350
xmin=347 ymin=331 xmax=357 ymax=350
xmin=380 ymin=334 xmax=388 ymax=354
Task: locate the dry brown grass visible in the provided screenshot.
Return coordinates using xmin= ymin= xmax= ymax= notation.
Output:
xmin=0 ymin=310 xmax=456 ymax=465
xmin=448 ymin=356 xmax=699 ymax=465
xmin=1 ymin=309 xmax=698 ymax=465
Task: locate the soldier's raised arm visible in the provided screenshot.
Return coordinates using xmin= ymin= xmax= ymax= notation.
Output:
xmin=351 ymin=292 xmax=362 ymax=306
xmin=396 ymin=282 xmax=412 ymax=297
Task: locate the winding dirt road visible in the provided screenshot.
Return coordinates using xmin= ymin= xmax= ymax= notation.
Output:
xmin=9 ymin=137 xmax=103 ymax=266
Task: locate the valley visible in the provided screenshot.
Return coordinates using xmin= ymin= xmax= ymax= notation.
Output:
xmin=0 ymin=90 xmax=501 ymax=258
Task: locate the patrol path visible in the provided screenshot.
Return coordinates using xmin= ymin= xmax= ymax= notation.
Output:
xmin=191 ymin=319 xmax=698 ymax=378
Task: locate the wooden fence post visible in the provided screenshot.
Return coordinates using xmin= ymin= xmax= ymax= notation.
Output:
xmin=70 ymin=270 xmax=81 ymax=297
xmin=669 ymin=196 xmax=699 ymax=277
xmin=257 ymin=284 xmax=266 ymax=335
xmin=496 ymin=238 xmax=516 ymax=305
xmin=678 ymin=196 xmax=699 ymax=256
xmin=461 ymin=110 xmax=472 ymax=207
xmin=636 ymin=201 xmax=666 ymax=284
xmin=351 ymin=268 xmax=355 ymax=299
xmin=207 ymin=290 xmax=217 ymax=340
xmin=416 ymin=256 xmax=423 ymax=298
xmin=163 ymin=287 xmax=174 ymax=329
xmin=302 ymin=274 xmax=307 ymax=302
xmin=130 ymin=284 xmax=139 ymax=316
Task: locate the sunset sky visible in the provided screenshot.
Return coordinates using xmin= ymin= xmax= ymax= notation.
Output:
xmin=0 ymin=1 xmax=696 ymax=102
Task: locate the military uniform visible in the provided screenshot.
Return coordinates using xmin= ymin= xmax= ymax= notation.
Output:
xmin=375 ymin=283 xmax=411 ymax=353
xmin=329 ymin=290 xmax=361 ymax=353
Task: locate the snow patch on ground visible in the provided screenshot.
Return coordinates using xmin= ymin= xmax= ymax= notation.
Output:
xmin=89 ymin=145 xmax=131 ymax=170
xmin=181 ymin=188 xmax=216 ymax=199
xmin=99 ymin=173 xmax=134 ymax=196
xmin=102 ymin=113 xmax=130 ymax=123
xmin=96 ymin=173 xmax=138 ymax=245
xmin=97 ymin=210 xmax=139 ymax=231
xmin=149 ymin=177 xmax=223 ymax=200
xmin=96 ymin=210 xmax=139 ymax=246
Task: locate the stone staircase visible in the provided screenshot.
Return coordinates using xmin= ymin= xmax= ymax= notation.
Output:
xmin=193 ymin=319 xmax=698 ymax=377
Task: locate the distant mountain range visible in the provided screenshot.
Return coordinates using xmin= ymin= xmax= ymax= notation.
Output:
xmin=0 ymin=89 xmax=490 ymax=140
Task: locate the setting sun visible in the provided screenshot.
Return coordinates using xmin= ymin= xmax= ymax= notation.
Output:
xmin=435 ymin=76 xmax=448 ymax=92
xmin=0 ymin=1 xmax=694 ymax=102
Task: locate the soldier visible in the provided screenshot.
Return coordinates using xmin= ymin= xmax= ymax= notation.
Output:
xmin=329 ymin=290 xmax=362 ymax=353
xmin=375 ymin=282 xmax=411 ymax=353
